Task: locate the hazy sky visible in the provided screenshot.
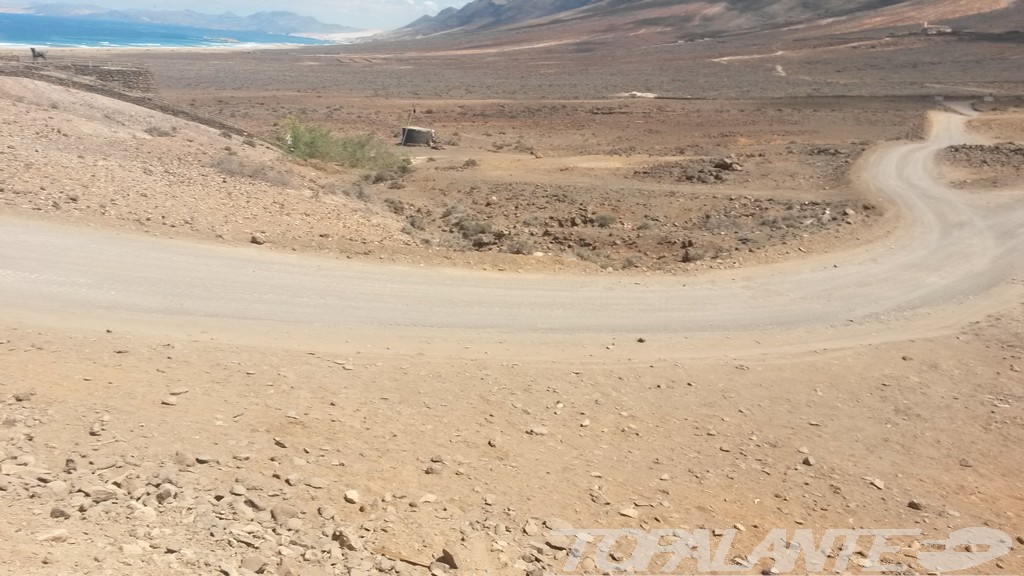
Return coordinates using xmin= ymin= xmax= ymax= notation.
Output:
xmin=57 ymin=0 xmax=471 ymax=29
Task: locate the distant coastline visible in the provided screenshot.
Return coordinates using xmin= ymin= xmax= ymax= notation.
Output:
xmin=0 ymin=13 xmax=334 ymax=49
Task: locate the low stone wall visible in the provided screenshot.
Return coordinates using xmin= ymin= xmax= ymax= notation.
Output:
xmin=65 ymin=64 xmax=157 ymax=93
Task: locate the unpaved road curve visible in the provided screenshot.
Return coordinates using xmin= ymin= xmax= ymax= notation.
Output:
xmin=1 ymin=110 xmax=1022 ymax=352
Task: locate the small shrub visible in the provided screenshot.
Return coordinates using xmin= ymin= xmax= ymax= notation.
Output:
xmin=573 ymin=248 xmax=611 ymax=268
xmin=383 ymin=197 xmax=406 ymax=215
xmin=212 ymin=154 xmax=293 ymax=188
xmin=144 ymin=125 xmax=174 ymax=137
xmin=442 ymin=204 xmax=466 ymax=219
xmin=456 ymin=216 xmax=491 ymax=238
xmin=406 ymin=214 xmax=427 ymax=230
xmin=340 ymin=182 xmax=373 ymax=202
xmin=219 ymin=130 xmax=233 ymax=139
xmin=512 ymin=140 xmax=535 ymax=154
xmin=461 ymin=158 xmax=479 ymax=169
xmin=242 ymin=137 xmax=257 ymax=148
xmin=594 ymin=213 xmax=618 ymax=228
xmin=522 ymin=215 xmax=544 ymax=228
xmin=506 ymin=238 xmax=536 ymax=255
xmin=621 ymin=255 xmax=643 ymax=269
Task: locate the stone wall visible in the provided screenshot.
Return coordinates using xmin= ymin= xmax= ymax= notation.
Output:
xmin=65 ymin=64 xmax=157 ymax=93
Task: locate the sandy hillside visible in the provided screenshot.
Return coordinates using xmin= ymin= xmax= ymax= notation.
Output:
xmin=0 ymin=77 xmax=410 ymax=258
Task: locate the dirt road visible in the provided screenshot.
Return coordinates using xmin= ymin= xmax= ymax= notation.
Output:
xmin=1 ymin=109 xmax=1022 ymax=356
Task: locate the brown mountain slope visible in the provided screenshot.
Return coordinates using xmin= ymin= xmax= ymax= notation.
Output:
xmin=392 ymin=0 xmax=1019 ymax=42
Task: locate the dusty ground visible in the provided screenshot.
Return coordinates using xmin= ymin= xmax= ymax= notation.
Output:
xmin=0 ymin=34 xmax=1023 ymax=576
xmin=937 ymin=109 xmax=1024 ymax=191
xmin=2 ymin=306 xmax=1023 ymax=576
xmin=1 ymin=74 xmax=927 ymax=273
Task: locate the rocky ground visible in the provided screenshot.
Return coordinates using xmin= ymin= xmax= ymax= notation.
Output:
xmin=940 ymin=141 xmax=1024 ymax=191
xmin=3 ymin=306 xmax=1024 ymax=576
xmin=1 ymin=75 xmax=920 ymax=273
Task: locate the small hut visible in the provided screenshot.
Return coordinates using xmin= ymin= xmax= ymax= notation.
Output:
xmin=400 ymin=126 xmax=435 ymax=146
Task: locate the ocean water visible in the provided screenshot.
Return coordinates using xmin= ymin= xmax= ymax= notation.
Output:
xmin=0 ymin=13 xmax=330 ymax=49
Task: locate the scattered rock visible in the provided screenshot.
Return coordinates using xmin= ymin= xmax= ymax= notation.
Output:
xmin=48 ymin=479 xmax=69 ymax=498
xmin=344 ymin=490 xmax=360 ymax=504
xmin=160 ymin=396 xmax=178 ymax=406
xmin=333 ymin=527 xmax=362 ymax=551
xmin=619 ymin=508 xmax=639 ymax=519
xmin=132 ymin=506 xmax=158 ymax=522
xmin=869 ymin=478 xmax=885 ymax=490
xmin=270 ymin=503 xmax=299 ymax=524
xmin=50 ymin=506 xmax=71 ymax=519
xmin=526 ymin=426 xmax=549 ymax=436
xmin=241 ymin=554 xmax=267 ymax=573
xmin=546 ymin=534 xmax=572 ymax=550
xmin=908 ymin=500 xmax=926 ymax=511
xmin=802 ymin=456 xmax=816 ymax=466
xmin=164 ymin=541 xmax=185 ymax=554
xmin=278 ymin=558 xmax=301 ymax=576
xmin=250 ymin=234 xmax=266 ymax=245
xmin=85 ymin=486 xmax=118 ymax=503
xmin=713 ymin=157 xmax=743 ymax=171
xmin=36 ymin=529 xmax=69 ymax=543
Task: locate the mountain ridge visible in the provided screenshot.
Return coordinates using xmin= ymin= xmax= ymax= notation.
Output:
xmin=393 ymin=0 xmax=1021 ymax=40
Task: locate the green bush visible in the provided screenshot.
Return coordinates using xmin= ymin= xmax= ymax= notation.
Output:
xmin=281 ymin=119 xmax=409 ymax=176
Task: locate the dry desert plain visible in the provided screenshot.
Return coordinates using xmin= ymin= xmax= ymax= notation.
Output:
xmin=1 ymin=30 xmax=1023 ymax=576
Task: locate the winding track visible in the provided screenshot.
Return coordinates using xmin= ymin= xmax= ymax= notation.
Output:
xmin=1 ymin=109 xmax=1022 ymax=351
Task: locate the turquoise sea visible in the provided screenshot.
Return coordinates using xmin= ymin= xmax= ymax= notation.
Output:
xmin=0 ymin=13 xmax=330 ymax=48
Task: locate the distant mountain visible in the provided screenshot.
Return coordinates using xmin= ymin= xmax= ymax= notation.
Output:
xmin=1 ymin=3 xmax=361 ymax=34
xmin=394 ymin=0 xmax=1019 ymax=39
xmin=402 ymin=0 xmax=596 ymax=35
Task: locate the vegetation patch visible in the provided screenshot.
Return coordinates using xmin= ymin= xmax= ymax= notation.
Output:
xmin=280 ymin=119 xmax=410 ymax=178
